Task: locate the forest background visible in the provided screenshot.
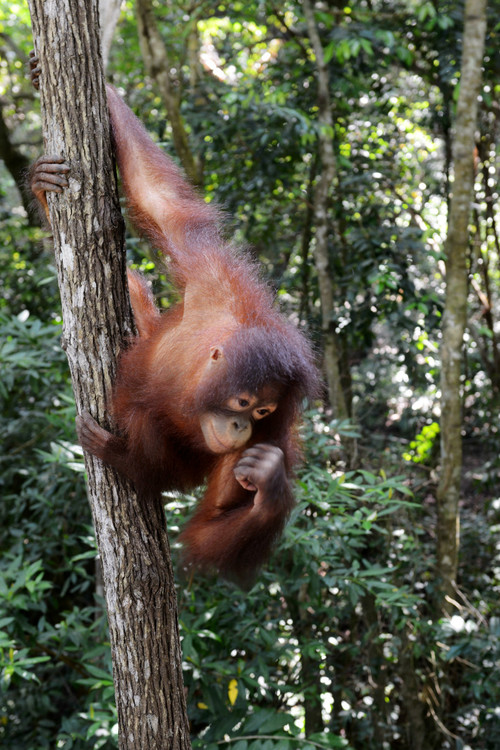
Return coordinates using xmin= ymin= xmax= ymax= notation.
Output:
xmin=0 ymin=0 xmax=499 ymax=749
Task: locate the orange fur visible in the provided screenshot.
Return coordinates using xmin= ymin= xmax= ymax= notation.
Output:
xmin=33 ymin=85 xmax=320 ymax=586
xmin=104 ymin=86 xmax=320 ymax=583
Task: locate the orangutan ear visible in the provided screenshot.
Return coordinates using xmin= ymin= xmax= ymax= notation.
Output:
xmin=209 ymin=346 xmax=225 ymax=363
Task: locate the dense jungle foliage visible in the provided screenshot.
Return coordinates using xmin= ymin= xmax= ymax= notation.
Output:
xmin=1 ymin=1 xmax=499 ymax=748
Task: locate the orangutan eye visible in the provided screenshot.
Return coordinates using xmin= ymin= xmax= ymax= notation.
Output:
xmin=226 ymin=395 xmax=256 ymax=412
xmin=253 ymin=403 xmax=278 ymax=420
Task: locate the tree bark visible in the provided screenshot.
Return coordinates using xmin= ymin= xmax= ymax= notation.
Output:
xmin=436 ymin=0 xmax=487 ymax=611
xmin=301 ymin=0 xmax=348 ymax=424
xmin=27 ymin=1 xmax=192 ymax=747
xmin=135 ymin=0 xmax=201 ymax=185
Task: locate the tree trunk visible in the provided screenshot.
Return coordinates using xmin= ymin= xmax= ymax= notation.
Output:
xmin=284 ymin=589 xmax=324 ymax=737
xmin=27 ymin=1 xmax=192 ymax=747
xmin=436 ymin=0 xmax=487 ymax=611
xmin=135 ymin=0 xmax=201 ymax=185
xmin=397 ymin=627 xmax=427 ymax=750
xmin=0 ymin=106 xmax=41 ymax=226
xmin=301 ymin=0 xmax=348 ymax=424
xmin=99 ymin=0 xmax=122 ymax=68
xmin=302 ymin=0 xmax=357 ymax=469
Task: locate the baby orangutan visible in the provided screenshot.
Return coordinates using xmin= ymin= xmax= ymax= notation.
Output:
xmin=30 ymin=58 xmax=319 ymax=585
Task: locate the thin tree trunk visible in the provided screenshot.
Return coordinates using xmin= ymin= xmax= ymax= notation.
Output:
xmin=99 ymin=0 xmax=123 ymax=69
xmin=284 ymin=590 xmax=324 ymax=736
xmin=397 ymin=627 xmax=427 ymax=749
xmin=301 ymin=0 xmax=348 ymax=424
xmin=27 ymin=1 xmax=192 ymax=747
xmin=298 ymin=157 xmax=317 ymax=321
xmin=135 ymin=0 xmax=201 ymax=185
xmin=436 ymin=0 xmax=487 ymax=611
xmin=0 ymin=106 xmax=41 ymax=225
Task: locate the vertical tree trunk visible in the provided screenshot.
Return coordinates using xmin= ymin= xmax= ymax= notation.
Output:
xmin=0 ymin=107 xmax=41 ymax=226
xmin=27 ymin=1 xmax=192 ymax=747
xmin=99 ymin=0 xmax=123 ymax=68
xmin=135 ymin=0 xmax=201 ymax=185
xmin=284 ymin=591 xmax=324 ymax=737
xmin=436 ymin=0 xmax=487 ymax=611
xmin=301 ymin=0 xmax=348 ymax=424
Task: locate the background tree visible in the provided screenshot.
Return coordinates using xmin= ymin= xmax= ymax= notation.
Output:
xmin=301 ymin=0 xmax=348 ymax=425
xmin=436 ymin=0 xmax=488 ymax=612
xmin=134 ymin=0 xmax=201 ymax=184
xmin=1 ymin=0 xmax=500 ymax=748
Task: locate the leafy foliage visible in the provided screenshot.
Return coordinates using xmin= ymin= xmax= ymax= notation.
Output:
xmin=1 ymin=0 xmax=500 ymax=748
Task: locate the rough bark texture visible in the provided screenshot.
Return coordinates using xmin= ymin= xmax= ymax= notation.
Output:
xmin=302 ymin=0 xmax=348 ymax=423
xmin=135 ymin=0 xmax=201 ymax=185
xmin=27 ymin=1 xmax=191 ymax=747
xmin=436 ymin=0 xmax=487 ymax=610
